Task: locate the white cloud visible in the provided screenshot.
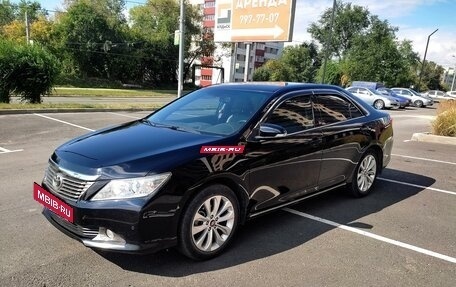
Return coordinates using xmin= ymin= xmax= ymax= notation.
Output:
xmin=288 ymin=0 xmax=455 ymax=67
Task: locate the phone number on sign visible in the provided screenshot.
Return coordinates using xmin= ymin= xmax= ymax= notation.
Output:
xmin=239 ymin=13 xmax=280 ymax=24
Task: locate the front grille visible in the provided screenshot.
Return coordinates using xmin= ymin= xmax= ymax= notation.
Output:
xmin=48 ymin=210 xmax=98 ymax=238
xmin=44 ymin=162 xmax=94 ymax=202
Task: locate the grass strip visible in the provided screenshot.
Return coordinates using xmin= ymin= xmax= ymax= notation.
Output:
xmin=50 ymin=87 xmax=180 ymax=97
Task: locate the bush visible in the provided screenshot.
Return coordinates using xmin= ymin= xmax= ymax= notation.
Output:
xmin=432 ymin=101 xmax=456 ymax=137
xmin=0 ymin=40 xmax=59 ymax=103
xmin=0 ymin=40 xmax=15 ymax=103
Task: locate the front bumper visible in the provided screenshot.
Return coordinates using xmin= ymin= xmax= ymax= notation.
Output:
xmin=43 ymin=208 xmax=175 ymax=253
xmin=41 ymin=184 xmax=179 ymax=254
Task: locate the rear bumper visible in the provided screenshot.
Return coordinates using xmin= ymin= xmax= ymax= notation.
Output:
xmin=382 ymin=136 xmax=394 ymax=168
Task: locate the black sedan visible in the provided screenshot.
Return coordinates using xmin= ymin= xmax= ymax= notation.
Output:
xmin=34 ymin=83 xmax=393 ymax=260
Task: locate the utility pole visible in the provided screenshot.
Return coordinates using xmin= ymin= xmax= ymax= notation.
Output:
xmin=244 ymin=43 xmax=251 ymax=82
xmin=321 ymin=0 xmax=336 ymax=84
xmin=25 ymin=11 xmax=30 ymax=44
xmin=177 ymin=0 xmax=185 ymax=98
xmin=417 ymin=28 xmax=438 ymax=91
xmin=451 ymin=55 xmax=456 ymax=91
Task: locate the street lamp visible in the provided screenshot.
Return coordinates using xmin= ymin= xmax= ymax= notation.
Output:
xmin=451 ymin=55 xmax=456 ymax=91
xmin=417 ymin=28 xmax=438 ymax=91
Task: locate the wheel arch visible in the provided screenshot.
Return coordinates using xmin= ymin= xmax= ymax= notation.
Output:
xmin=347 ymin=144 xmax=384 ymax=184
xmin=176 ymin=174 xmax=250 ymax=228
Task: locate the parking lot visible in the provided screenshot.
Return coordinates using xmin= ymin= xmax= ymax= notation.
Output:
xmin=0 ymin=106 xmax=455 ymax=286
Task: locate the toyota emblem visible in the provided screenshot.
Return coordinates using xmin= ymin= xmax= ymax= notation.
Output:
xmin=52 ymin=173 xmax=64 ymax=190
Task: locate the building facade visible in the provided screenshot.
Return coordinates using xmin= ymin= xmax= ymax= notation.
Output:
xmin=443 ymin=67 xmax=455 ymax=91
xmin=189 ymin=0 xmax=284 ymax=87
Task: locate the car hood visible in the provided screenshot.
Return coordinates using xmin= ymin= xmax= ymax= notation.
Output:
xmin=52 ymin=120 xmax=224 ymax=178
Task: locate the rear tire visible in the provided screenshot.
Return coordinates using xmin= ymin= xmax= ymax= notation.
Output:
xmin=348 ymin=150 xmax=378 ymax=197
xmin=178 ymin=184 xmax=239 ymax=260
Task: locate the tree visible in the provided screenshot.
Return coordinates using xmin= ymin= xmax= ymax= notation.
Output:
xmin=54 ymin=1 xmax=125 ymax=79
xmin=128 ymin=0 xmax=203 ymax=85
xmin=315 ymin=59 xmax=344 ymax=85
xmin=308 ymin=1 xmax=370 ymax=60
xmin=0 ymin=1 xmax=16 ymax=27
xmin=252 ymin=59 xmax=290 ymax=82
xmin=419 ymin=61 xmax=445 ymax=91
xmin=252 ymin=43 xmax=320 ymax=83
xmin=280 ymin=42 xmax=321 ymax=82
xmin=344 ymin=17 xmax=403 ymax=86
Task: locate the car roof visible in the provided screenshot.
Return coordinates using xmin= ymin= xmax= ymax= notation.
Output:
xmin=204 ymin=82 xmax=345 ymax=95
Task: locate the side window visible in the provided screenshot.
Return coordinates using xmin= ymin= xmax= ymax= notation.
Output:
xmin=313 ymin=94 xmax=363 ymax=126
xmin=402 ymin=90 xmax=412 ymax=96
xmin=265 ymin=95 xmax=314 ymax=134
xmin=358 ymin=88 xmax=369 ymax=95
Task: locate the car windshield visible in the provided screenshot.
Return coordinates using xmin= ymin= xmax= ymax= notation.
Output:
xmin=146 ymin=88 xmax=271 ymax=136
xmin=368 ymin=88 xmax=385 ymax=96
xmin=409 ymin=89 xmax=422 ymax=97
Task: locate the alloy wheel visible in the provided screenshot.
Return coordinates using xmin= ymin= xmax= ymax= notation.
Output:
xmin=191 ymin=195 xmax=235 ymax=252
xmin=374 ymin=100 xmax=384 ymax=110
xmin=357 ymin=154 xmax=377 ymax=192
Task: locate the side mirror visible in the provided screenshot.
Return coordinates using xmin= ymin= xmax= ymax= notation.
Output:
xmin=257 ymin=123 xmax=287 ymax=138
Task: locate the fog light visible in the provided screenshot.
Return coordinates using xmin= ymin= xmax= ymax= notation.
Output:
xmin=106 ymin=229 xmax=115 ymax=239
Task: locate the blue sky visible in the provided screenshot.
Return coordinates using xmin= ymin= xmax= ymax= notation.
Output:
xmin=14 ymin=0 xmax=456 ymax=68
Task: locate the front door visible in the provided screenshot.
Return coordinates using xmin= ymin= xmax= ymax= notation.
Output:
xmin=246 ymin=92 xmax=323 ymax=213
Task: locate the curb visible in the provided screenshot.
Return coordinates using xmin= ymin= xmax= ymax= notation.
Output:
xmin=0 ymin=108 xmax=154 ymax=115
xmin=411 ymin=132 xmax=456 ymax=145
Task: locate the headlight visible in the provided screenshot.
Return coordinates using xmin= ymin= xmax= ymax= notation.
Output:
xmin=91 ymin=173 xmax=171 ymax=201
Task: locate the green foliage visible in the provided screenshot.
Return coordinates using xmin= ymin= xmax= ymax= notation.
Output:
xmin=0 ymin=40 xmax=16 ymax=102
xmin=0 ymin=40 xmax=59 ymax=103
xmin=253 ymin=43 xmax=320 ymax=83
xmin=308 ymin=1 xmax=370 ymax=59
xmin=0 ymin=1 xmax=16 ymax=27
xmin=316 ymin=60 xmax=343 ymax=85
xmin=280 ymin=43 xmax=321 ymax=82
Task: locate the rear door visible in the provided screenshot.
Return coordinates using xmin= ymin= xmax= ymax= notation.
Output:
xmin=312 ymin=90 xmax=369 ymax=190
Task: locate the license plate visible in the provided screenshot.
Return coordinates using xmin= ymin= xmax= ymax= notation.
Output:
xmin=33 ymin=182 xmax=74 ymax=223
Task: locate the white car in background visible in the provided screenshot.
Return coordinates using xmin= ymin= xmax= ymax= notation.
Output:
xmin=391 ymin=88 xmax=434 ymax=108
xmin=446 ymin=91 xmax=456 ymax=98
xmin=346 ymin=86 xmax=399 ymax=110
xmin=423 ymin=90 xmax=455 ymax=102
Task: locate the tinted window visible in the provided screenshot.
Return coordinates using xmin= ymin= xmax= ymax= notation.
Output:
xmin=313 ymin=94 xmax=363 ymax=126
xmin=265 ymin=96 xmax=314 ymax=134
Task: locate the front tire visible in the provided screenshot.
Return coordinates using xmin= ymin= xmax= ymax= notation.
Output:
xmin=348 ymin=151 xmax=378 ymax=197
xmin=414 ymin=100 xmax=424 ymax=108
xmin=178 ymin=184 xmax=239 ymax=260
xmin=374 ymin=100 xmax=385 ymax=110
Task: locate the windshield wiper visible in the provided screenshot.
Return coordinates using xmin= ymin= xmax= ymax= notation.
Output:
xmin=141 ymin=120 xmax=200 ymax=134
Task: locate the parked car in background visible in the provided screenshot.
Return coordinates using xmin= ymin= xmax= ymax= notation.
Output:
xmin=422 ymin=90 xmax=455 ymax=102
xmin=391 ymin=88 xmax=433 ymax=108
xmin=377 ymin=88 xmax=411 ymax=109
xmin=446 ymin=91 xmax=456 ymax=98
xmin=33 ymin=82 xmax=394 ymax=260
xmin=346 ymin=86 xmax=399 ymax=110
xmin=351 ymin=81 xmax=385 ymax=90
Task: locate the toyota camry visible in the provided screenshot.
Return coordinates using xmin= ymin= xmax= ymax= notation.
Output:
xmin=34 ymin=82 xmax=393 ymax=260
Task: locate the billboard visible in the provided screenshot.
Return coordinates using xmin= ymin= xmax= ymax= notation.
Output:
xmin=214 ymin=0 xmax=296 ymax=42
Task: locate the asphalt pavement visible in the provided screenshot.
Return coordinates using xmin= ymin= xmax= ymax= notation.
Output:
xmin=0 ymin=106 xmax=455 ymax=287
